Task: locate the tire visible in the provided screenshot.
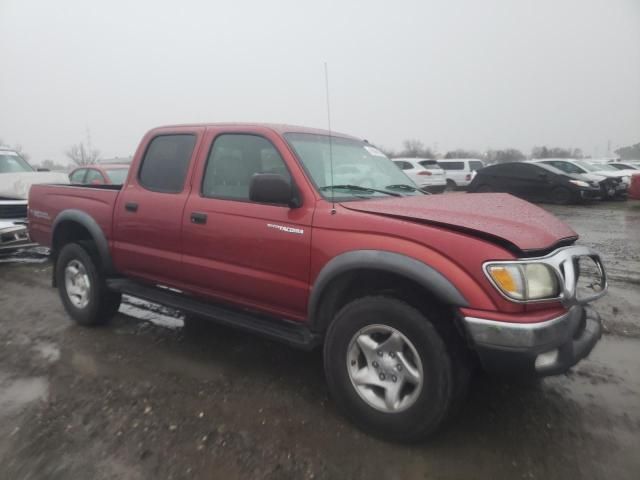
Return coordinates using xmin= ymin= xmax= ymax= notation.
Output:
xmin=551 ymin=186 xmax=574 ymax=205
xmin=56 ymin=242 xmax=121 ymax=326
xmin=445 ymin=179 xmax=457 ymax=192
xmin=323 ymin=296 xmax=456 ymax=442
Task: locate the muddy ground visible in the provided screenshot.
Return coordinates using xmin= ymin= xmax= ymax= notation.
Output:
xmin=0 ymin=201 xmax=638 ymax=480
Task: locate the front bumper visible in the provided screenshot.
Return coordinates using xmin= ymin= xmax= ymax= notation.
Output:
xmin=464 ymin=305 xmax=602 ymax=376
xmin=466 ymin=245 xmax=606 ymax=376
xmin=578 ymin=188 xmax=602 ymax=200
xmin=0 ymin=220 xmax=37 ymax=255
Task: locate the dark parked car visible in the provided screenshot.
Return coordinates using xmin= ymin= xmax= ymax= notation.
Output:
xmin=468 ymin=162 xmax=601 ymax=204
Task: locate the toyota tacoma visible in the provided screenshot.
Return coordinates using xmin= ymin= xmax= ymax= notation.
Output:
xmin=28 ymin=124 xmax=607 ymax=441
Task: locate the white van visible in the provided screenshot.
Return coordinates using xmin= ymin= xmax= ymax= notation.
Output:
xmin=437 ymin=158 xmax=485 ymax=190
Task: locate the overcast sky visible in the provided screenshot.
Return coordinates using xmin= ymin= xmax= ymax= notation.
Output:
xmin=1 ymin=0 xmax=638 ymax=163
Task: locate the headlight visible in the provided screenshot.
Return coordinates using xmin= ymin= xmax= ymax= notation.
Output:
xmin=569 ymin=180 xmax=589 ymax=188
xmin=622 ymin=176 xmax=630 ymax=184
xmin=486 ymin=263 xmax=560 ymax=301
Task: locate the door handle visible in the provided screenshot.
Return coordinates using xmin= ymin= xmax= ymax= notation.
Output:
xmin=125 ymin=202 xmax=138 ymax=212
xmin=191 ymin=212 xmax=207 ymax=224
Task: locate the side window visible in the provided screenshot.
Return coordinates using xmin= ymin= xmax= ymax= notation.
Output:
xmin=439 ymin=161 xmax=465 ymax=170
xmin=139 ymin=134 xmax=196 ymax=193
xmin=202 ymin=134 xmax=290 ymax=201
xmin=70 ymin=169 xmax=86 ymax=183
xmin=85 ymin=169 xmax=105 ymax=184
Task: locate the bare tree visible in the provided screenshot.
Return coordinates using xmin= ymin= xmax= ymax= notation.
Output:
xmin=444 ymin=149 xmax=482 ymax=159
xmin=398 ymin=139 xmax=436 ymax=158
xmin=65 ymin=142 xmax=100 ymax=166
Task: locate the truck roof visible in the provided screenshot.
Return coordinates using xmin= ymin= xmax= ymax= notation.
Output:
xmin=151 ymin=123 xmax=359 ymax=140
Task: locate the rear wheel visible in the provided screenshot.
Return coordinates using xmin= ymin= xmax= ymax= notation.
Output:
xmin=56 ymin=243 xmax=121 ymax=326
xmin=445 ymin=179 xmax=457 ymax=192
xmin=323 ymin=296 xmax=456 ymax=442
xmin=551 ymin=186 xmax=574 ymax=204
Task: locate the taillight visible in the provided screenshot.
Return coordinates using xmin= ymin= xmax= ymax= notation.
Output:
xmin=465 ymin=174 xmax=471 ymax=180
xmin=418 ymin=171 xmax=432 ymax=176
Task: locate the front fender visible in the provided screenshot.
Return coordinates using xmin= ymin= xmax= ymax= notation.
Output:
xmin=308 ymin=250 xmax=468 ymax=328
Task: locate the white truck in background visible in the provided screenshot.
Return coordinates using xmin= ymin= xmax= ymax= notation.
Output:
xmin=0 ymin=147 xmax=68 ymax=254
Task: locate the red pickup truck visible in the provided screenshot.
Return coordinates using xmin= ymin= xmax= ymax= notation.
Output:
xmin=29 ymin=123 xmax=607 ymax=441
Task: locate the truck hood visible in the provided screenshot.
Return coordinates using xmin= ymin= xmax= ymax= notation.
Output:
xmin=0 ymin=172 xmax=69 ymax=199
xmin=341 ymin=193 xmax=577 ymax=253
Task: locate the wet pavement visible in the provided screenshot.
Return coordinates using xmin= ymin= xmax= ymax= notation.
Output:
xmin=0 ymin=201 xmax=638 ymax=479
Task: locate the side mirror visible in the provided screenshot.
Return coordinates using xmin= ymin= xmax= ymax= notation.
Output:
xmin=249 ymin=173 xmax=300 ymax=207
xmin=37 ymin=168 xmax=50 ymax=172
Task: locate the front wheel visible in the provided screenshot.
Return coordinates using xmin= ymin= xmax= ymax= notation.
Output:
xmin=551 ymin=186 xmax=574 ymax=204
xmin=56 ymin=243 xmax=121 ymax=326
xmin=323 ymin=296 xmax=456 ymax=442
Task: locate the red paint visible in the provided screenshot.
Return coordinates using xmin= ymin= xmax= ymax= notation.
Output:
xmin=629 ymin=173 xmax=640 ymax=200
xmin=29 ymin=123 xmax=574 ymax=324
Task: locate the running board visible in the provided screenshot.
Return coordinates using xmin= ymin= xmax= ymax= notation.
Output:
xmin=106 ymin=278 xmax=320 ymax=350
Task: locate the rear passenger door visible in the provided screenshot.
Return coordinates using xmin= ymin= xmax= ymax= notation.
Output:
xmin=113 ymin=129 xmax=204 ymax=286
xmin=181 ymin=129 xmax=313 ymax=321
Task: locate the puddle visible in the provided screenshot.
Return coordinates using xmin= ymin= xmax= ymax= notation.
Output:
xmin=33 ymin=341 xmax=61 ymax=363
xmin=0 ymin=375 xmax=49 ymax=416
xmin=119 ymin=295 xmax=184 ymax=329
xmin=546 ymin=335 xmax=640 ymax=415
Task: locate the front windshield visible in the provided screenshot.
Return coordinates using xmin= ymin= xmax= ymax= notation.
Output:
xmin=284 ymin=133 xmax=422 ymax=199
xmin=105 ymin=168 xmax=129 ymax=184
xmin=591 ymin=163 xmax=617 ymax=172
xmin=0 ymin=152 xmax=34 ymax=173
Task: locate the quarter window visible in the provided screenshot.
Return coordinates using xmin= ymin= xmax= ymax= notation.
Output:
xmin=202 ymin=134 xmax=290 ymax=201
xmin=139 ymin=134 xmax=196 ymax=193
xmin=70 ymin=169 xmax=86 ymax=183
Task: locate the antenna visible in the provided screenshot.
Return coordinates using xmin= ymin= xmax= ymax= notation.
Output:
xmin=324 ymin=62 xmax=336 ymax=213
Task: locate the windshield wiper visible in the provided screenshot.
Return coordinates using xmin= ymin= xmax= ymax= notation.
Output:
xmin=319 ymin=184 xmax=401 ymax=197
xmin=385 ymin=184 xmax=422 ymax=192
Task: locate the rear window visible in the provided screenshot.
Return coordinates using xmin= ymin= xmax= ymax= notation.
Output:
xmin=438 ymin=161 xmax=464 ymax=170
xmin=139 ymin=135 xmax=196 ymax=193
xmin=469 ymin=160 xmax=484 ymax=171
xmin=393 ymin=160 xmax=413 ymax=170
xmin=418 ymin=160 xmax=442 ymax=170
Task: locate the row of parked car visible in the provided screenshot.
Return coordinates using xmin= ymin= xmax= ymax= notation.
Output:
xmin=468 ymin=159 xmax=638 ymax=203
xmin=390 ymin=155 xmax=638 ymax=204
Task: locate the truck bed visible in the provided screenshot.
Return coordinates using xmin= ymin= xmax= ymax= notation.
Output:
xmin=28 ymin=184 xmax=121 ymax=248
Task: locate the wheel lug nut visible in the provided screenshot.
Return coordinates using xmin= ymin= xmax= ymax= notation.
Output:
xmin=377 ymin=351 xmax=383 ymax=357
xmin=389 ymin=352 xmax=396 ymax=358
xmin=397 ymin=364 xmax=403 ymax=371
xmin=351 ymin=360 xmax=356 ymax=366
xmin=372 ymin=361 xmax=379 ymax=368
xmin=392 ymin=375 xmax=397 ymax=382
xmin=379 ymin=373 xmax=385 ymax=381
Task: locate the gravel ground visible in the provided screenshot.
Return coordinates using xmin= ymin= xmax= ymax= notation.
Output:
xmin=0 ymin=200 xmax=638 ymax=480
